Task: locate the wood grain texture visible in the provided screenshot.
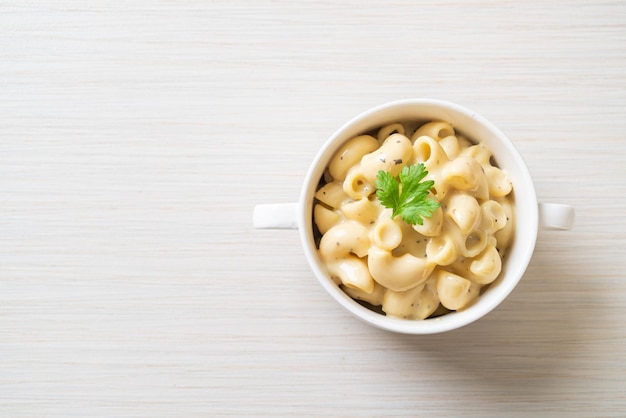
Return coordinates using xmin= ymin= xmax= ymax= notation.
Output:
xmin=1 ymin=1 xmax=625 ymax=416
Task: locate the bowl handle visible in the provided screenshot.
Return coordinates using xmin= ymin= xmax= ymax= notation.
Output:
xmin=253 ymin=203 xmax=299 ymax=229
xmin=538 ymin=202 xmax=575 ymax=230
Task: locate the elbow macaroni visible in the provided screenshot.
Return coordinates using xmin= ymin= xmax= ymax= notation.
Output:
xmin=314 ymin=121 xmax=515 ymax=320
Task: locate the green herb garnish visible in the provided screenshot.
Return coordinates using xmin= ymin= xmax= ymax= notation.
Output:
xmin=375 ymin=163 xmax=440 ymax=225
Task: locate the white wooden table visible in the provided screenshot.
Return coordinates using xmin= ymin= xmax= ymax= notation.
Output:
xmin=2 ymin=1 xmax=625 ymax=416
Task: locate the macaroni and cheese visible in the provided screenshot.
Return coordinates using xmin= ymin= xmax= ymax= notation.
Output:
xmin=313 ymin=121 xmax=515 ymax=319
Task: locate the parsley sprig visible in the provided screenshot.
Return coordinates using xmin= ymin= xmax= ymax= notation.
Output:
xmin=375 ymin=163 xmax=440 ymax=225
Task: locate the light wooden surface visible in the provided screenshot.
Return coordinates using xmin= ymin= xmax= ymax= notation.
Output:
xmin=2 ymin=1 xmax=626 ymax=416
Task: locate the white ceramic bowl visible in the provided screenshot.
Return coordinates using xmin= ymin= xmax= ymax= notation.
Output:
xmin=254 ymin=99 xmax=574 ymax=334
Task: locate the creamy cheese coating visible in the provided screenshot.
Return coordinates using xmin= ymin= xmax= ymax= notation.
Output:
xmin=314 ymin=121 xmax=515 ymax=319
